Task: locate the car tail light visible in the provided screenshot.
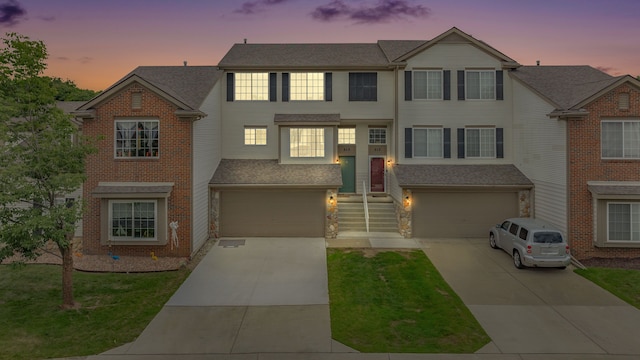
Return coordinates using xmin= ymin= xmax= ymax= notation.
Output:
xmin=565 ymin=245 xmax=570 ymax=254
xmin=527 ymin=245 xmax=532 ymax=254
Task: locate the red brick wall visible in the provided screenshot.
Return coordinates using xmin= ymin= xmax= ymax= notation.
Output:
xmin=568 ymin=83 xmax=640 ymax=259
xmin=82 ymin=83 xmax=192 ymax=257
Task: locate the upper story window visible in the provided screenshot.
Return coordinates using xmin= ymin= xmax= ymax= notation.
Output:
xmin=290 ymin=73 xmax=324 ymax=101
xmin=414 ymin=70 xmax=442 ymax=100
xmin=110 ymin=200 xmax=156 ymax=241
xmin=235 ymin=73 xmax=269 ymax=101
xmin=414 ymin=127 xmax=443 ymax=158
xmin=349 ymin=73 xmax=377 ymax=101
xmin=115 ymin=120 xmax=159 ymax=158
xmin=244 ymin=126 xmax=267 ymax=145
xmin=290 ymin=128 xmax=325 ymax=157
xmin=465 ymin=128 xmax=495 ymax=158
xmin=369 ymin=128 xmax=386 ymax=144
xmin=607 ymin=202 xmax=640 ymax=242
xmin=602 ymin=120 xmax=640 ymax=159
xmin=466 ymin=70 xmax=495 ymax=100
xmin=338 ymin=128 xmax=356 ymax=144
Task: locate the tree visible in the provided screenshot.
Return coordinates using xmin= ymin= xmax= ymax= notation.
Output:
xmin=0 ymin=33 xmax=96 ymax=308
xmin=49 ymin=77 xmax=99 ymax=101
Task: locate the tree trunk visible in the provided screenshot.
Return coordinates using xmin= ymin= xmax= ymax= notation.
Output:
xmin=59 ymin=239 xmax=76 ymax=309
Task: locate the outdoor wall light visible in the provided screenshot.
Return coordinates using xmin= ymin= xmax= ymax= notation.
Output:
xmin=404 ymin=195 xmax=411 ymax=206
xmin=329 ymin=196 xmax=334 ymax=205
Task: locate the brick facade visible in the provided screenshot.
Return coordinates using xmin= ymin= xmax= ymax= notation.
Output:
xmin=568 ymin=83 xmax=640 ymax=259
xmin=82 ymin=83 xmax=193 ymax=257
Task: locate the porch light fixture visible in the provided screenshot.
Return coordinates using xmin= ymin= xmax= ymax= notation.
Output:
xmin=329 ymin=196 xmax=334 ymax=205
xmin=335 ymin=158 xmax=340 ymax=163
xmin=404 ymin=195 xmax=411 ymax=207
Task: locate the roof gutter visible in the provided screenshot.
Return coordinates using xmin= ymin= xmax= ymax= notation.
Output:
xmin=547 ymin=109 xmax=589 ymax=119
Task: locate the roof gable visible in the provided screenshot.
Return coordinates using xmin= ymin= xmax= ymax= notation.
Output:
xmin=573 ymin=75 xmax=640 ymax=109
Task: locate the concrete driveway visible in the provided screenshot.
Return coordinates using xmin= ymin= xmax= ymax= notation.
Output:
xmin=419 ymin=238 xmax=640 ymax=356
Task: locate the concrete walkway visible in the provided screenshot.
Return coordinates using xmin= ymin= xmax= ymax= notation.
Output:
xmin=83 ymin=235 xmax=640 ymax=360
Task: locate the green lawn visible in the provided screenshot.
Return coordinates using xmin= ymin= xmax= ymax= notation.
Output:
xmin=327 ymin=249 xmax=490 ymax=353
xmin=575 ymin=267 xmax=640 ymax=309
xmin=0 ymin=264 xmax=189 ymax=360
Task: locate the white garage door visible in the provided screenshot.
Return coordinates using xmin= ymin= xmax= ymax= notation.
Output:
xmin=412 ymin=191 xmax=519 ymax=238
xmin=219 ymin=190 xmax=325 ymax=237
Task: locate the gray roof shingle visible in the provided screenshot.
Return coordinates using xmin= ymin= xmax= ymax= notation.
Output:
xmin=210 ymin=159 xmax=342 ymax=187
xmin=394 ymin=164 xmax=533 ymax=187
xmin=377 ymin=40 xmax=427 ymax=62
xmin=510 ymin=66 xmax=617 ymax=109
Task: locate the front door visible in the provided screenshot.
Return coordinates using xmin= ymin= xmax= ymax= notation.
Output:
xmin=339 ymin=156 xmax=356 ymax=193
xmin=370 ymin=157 xmax=385 ymax=192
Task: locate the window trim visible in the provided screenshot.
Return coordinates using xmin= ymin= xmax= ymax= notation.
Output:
xmin=234 ymin=72 xmax=270 ymax=101
xmin=465 ymin=70 xmax=496 ymax=100
xmin=338 ymin=128 xmax=356 ymax=145
xmin=244 ymin=126 xmax=267 ymax=146
xmin=108 ymin=200 xmax=158 ymax=242
xmin=601 ymin=119 xmax=640 ymax=159
xmin=413 ymin=69 xmax=443 ymax=100
xmin=413 ymin=127 xmax=444 ymax=158
xmin=465 ymin=127 xmax=496 ymax=159
xmin=289 ymin=127 xmax=325 ymax=158
xmin=114 ymin=119 xmax=159 ymax=159
xmin=606 ymin=202 xmax=640 ymax=243
xmin=368 ymin=128 xmax=387 ymax=145
xmin=289 ymin=72 xmax=325 ymax=101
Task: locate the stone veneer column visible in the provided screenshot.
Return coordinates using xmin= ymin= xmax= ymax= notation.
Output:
xmin=518 ymin=190 xmax=531 ymax=218
xmin=326 ymin=189 xmax=338 ymax=238
xmin=210 ymin=190 xmax=220 ymax=239
xmin=397 ymin=189 xmax=412 ymax=238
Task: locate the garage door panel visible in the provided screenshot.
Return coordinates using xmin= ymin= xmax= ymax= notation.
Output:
xmin=220 ymin=190 xmax=325 ymax=237
xmin=413 ymin=192 xmax=518 ymax=238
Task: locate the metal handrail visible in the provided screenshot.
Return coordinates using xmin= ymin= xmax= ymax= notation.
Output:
xmin=362 ymin=181 xmax=369 ymax=233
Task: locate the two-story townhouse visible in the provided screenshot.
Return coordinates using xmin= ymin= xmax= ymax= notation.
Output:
xmin=74 ymin=66 xmax=222 ymax=257
xmin=511 ymin=66 xmax=640 ymax=260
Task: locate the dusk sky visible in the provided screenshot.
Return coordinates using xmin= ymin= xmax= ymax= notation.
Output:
xmin=2 ymin=0 xmax=639 ymax=91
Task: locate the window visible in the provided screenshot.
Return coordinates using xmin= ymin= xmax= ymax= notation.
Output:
xmin=338 ymin=128 xmax=356 ymax=144
xmin=466 ymin=70 xmax=495 ymax=100
xmin=290 ymin=128 xmax=324 ymax=157
xmin=414 ymin=128 xmax=443 ymax=158
xmin=466 ymin=128 xmax=495 ymax=158
xmin=349 ymin=73 xmax=377 ymax=101
xmin=608 ymin=203 xmax=640 ymax=241
xmin=602 ymin=120 xmax=640 ymax=158
xmin=369 ymin=128 xmax=386 ymax=144
xmin=509 ymin=223 xmax=519 ymax=235
xmin=244 ymin=127 xmax=267 ymax=145
xmin=290 ymin=73 xmax=324 ymax=100
xmin=115 ymin=120 xmax=159 ymax=158
xmin=518 ymin=228 xmax=528 ymax=241
xmin=110 ymin=200 xmax=156 ymax=241
xmin=235 ymin=73 xmax=269 ymax=101
xmin=413 ymin=70 xmax=442 ymax=100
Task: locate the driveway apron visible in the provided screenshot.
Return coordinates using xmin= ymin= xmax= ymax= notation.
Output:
xmin=419 ymin=238 xmax=640 ymax=356
xmin=114 ymin=238 xmax=333 ymax=355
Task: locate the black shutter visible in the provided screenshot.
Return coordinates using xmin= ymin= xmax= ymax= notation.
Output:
xmin=226 ymin=73 xmax=234 ymax=102
xmin=496 ymin=128 xmax=504 ymax=158
xmin=443 ymin=70 xmax=451 ymax=100
xmin=444 ymin=128 xmax=451 ymax=158
xmin=282 ymin=73 xmax=289 ymax=102
xmin=269 ymin=72 xmax=277 ymax=102
xmin=405 ymin=128 xmax=413 ymax=158
xmin=457 ymin=128 xmax=465 ymax=158
xmin=457 ymin=70 xmax=465 ymax=100
xmin=405 ymin=71 xmax=412 ymax=101
xmin=325 ymin=72 xmax=332 ymax=101
xmin=348 ymin=73 xmax=356 ymax=101
xmin=496 ymin=70 xmax=504 ymax=100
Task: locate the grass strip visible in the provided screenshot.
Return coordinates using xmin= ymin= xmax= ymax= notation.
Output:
xmin=575 ymin=267 xmax=640 ymax=309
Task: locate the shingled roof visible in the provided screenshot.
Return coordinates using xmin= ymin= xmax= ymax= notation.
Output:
xmin=510 ymin=66 xmax=618 ymax=110
xmin=394 ymin=164 xmax=533 ymax=187
xmin=210 ymin=159 xmax=342 ymax=187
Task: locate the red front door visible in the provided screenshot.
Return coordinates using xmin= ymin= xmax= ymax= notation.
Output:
xmin=370 ymin=157 xmax=385 ymax=192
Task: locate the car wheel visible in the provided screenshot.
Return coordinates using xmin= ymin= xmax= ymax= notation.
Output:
xmin=489 ymin=233 xmax=498 ymax=249
xmin=513 ymin=250 xmax=525 ymax=269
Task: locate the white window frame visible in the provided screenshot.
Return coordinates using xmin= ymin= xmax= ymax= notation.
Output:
xmin=414 ymin=127 xmax=443 ymax=158
xmin=338 ymin=128 xmax=356 ymax=145
xmin=368 ymin=128 xmax=386 ymax=145
xmin=601 ymin=120 xmax=640 ymax=159
xmin=607 ymin=202 xmax=640 ymax=242
xmin=289 ymin=128 xmax=325 ymax=158
xmin=244 ymin=126 xmax=267 ymax=145
xmin=114 ymin=120 xmax=159 ymax=158
xmin=234 ymin=72 xmax=269 ymax=101
xmin=466 ymin=70 xmax=495 ymax=100
xmin=290 ymin=72 xmax=324 ymax=101
xmin=465 ymin=128 xmax=496 ymax=158
xmin=108 ymin=200 xmax=157 ymax=241
xmin=413 ymin=70 xmax=442 ymax=100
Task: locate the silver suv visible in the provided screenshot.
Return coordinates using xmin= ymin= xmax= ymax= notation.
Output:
xmin=489 ymin=218 xmax=571 ymax=269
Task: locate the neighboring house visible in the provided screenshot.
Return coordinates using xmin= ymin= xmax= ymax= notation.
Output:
xmin=74 ymin=66 xmax=221 ymax=257
xmin=73 ymin=27 xmax=640 ymax=261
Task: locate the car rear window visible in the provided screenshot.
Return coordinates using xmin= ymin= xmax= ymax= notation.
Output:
xmin=533 ymin=232 xmax=563 ymax=244
xmin=519 ymin=227 xmax=528 ymax=240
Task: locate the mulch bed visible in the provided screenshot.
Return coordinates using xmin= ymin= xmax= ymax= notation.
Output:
xmin=579 ymin=257 xmax=640 ymax=270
